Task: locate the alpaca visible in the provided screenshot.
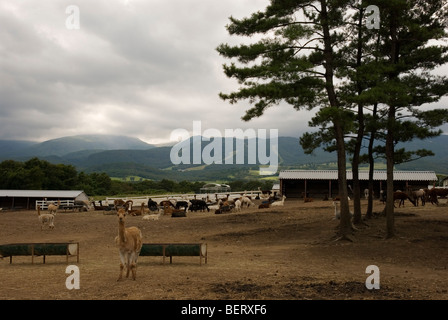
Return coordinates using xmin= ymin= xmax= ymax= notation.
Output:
xmin=114 ymin=208 xmax=143 ymax=281
xmin=114 ymin=199 xmax=133 ymax=211
xmin=364 ymin=188 xmax=369 ymax=200
xmin=234 ymin=199 xmax=242 ymax=212
xmin=240 ymin=196 xmax=255 ymax=208
xmin=114 ymin=199 xmax=125 ymax=210
xmin=162 ymin=203 xmax=186 ymax=217
xmin=332 ymin=201 xmax=353 ymax=220
xmin=411 ymin=189 xmax=426 ymax=206
xmin=128 ymin=203 xmax=146 ymax=216
xmin=47 ymin=200 xmax=60 ymax=215
xmin=393 ymin=191 xmax=417 ymax=208
xmin=37 ymin=206 xmax=55 ymax=230
xmin=258 ymin=202 xmax=270 ymax=209
xmin=142 ymin=210 xmax=163 ymax=221
xmin=207 ymin=199 xmax=223 ymax=211
xmin=271 ymin=195 xmax=286 ymax=206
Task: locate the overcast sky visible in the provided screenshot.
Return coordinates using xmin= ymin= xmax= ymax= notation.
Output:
xmin=1 ymin=1 xmax=447 ymax=145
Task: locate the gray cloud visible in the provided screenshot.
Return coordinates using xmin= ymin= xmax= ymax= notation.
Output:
xmin=1 ymin=0 xmax=444 ymax=145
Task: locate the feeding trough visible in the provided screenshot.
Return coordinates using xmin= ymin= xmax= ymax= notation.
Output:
xmin=0 ymin=242 xmax=79 ymax=264
xmin=140 ymin=243 xmax=207 ymax=265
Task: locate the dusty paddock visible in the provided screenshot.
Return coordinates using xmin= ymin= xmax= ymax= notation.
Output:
xmin=0 ymin=198 xmax=447 ymax=301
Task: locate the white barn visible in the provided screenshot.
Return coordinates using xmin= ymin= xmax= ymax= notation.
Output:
xmin=0 ymin=190 xmax=89 ymax=210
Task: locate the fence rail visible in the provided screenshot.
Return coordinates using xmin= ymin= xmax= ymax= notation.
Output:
xmin=35 ymin=200 xmax=74 ymax=210
xmin=35 ymin=200 xmax=87 ymax=212
xmin=105 ymin=190 xmax=267 ymax=206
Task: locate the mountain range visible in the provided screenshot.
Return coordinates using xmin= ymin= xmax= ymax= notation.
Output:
xmin=1 ymin=134 xmax=447 ymax=181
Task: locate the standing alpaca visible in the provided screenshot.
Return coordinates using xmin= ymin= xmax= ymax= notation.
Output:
xmin=115 ymin=208 xmax=143 ymax=281
xmin=393 ymin=191 xmax=417 ymax=208
xmin=37 ymin=206 xmax=55 ymax=230
xmin=332 ymin=201 xmax=353 ymax=220
xmin=47 ymin=200 xmax=60 ymax=215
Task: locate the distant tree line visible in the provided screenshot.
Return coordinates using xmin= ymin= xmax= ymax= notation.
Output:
xmin=0 ymin=158 xmax=273 ymax=196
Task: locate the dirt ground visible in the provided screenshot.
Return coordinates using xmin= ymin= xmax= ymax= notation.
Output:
xmin=0 ymin=198 xmax=447 ymax=301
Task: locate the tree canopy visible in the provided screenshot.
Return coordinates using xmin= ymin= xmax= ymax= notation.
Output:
xmin=218 ymin=0 xmax=448 ymax=239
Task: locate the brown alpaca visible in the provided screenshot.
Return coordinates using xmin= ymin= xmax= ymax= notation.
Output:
xmin=393 ymin=191 xmax=417 ymax=208
xmin=162 ymin=203 xmax=185 ymax=216
xmin=258 ymin=202 xmax=270 ymax=209
xmin=47 ymin=200 xmax=60 ymax=215
xmin=114 ymin=208 xmax=143 ymax=281
xmin=128 ymin=203 xmax=147 ymax=216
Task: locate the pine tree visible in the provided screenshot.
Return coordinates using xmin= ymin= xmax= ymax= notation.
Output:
xmin=365 ymin=0 xmax=448 ymax=237
xmin=217 ymin=0 xmax=355 ymax=239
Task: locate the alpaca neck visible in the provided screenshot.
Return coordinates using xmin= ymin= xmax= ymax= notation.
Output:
xmin=118 ymin=220 xmax=127 ymax=243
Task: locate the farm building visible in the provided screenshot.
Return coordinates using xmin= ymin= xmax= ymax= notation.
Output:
xmin=279 ymin=170 xmax=438 ymax=199
xmin=442 ymin=176 xmax=448 ymax=188
xmin=0 ymin=190 xmax=89 ymax=210
xmin=200 ymin=183 xmax=231 ymax=193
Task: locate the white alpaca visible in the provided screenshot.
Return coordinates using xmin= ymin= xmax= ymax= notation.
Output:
xmin=332 ymin=201 xmax=353 ymax=220
xmin=241 ymin=196 xmax=255 ymax=208
xmin=364 ymin=188 xmax=369 ymax=199
xmin=115 ymin=208 xmax=143 ymax=281
xmin=207 ymin=199 xmax=223 ymax=211
xmin=271 ymin=195 xmax=286 ymax=207
xmin=234 ymin=199 xmax=242 ymax=212
xmin=142 ymin=210 xmax=163 ymax=221
xmin=37 ymin=206 xmax=54 ymax=230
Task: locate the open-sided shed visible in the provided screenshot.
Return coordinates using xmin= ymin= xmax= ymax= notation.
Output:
xmin=0 ymin=190 xmax=89 ymax=210
xmin=279 ymin=170 xmax=437 ymax=199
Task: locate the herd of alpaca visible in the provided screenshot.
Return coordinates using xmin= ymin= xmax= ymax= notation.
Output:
xmin=33 ymin=185 xmax=434 ymax=282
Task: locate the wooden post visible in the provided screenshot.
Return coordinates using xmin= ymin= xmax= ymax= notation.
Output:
xmin=304 ymin=179 xmax=307 ymax=199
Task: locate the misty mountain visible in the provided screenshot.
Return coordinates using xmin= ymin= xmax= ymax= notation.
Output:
xmin=0 ymin=140 xmax=38 ymax=154
xmin=1 ymin=134 xmax=447 ymax=181
xmin=0 ymin=134 xmax=154 ymax=159
xmin=73 ymin=136 xmax=336 ymax=168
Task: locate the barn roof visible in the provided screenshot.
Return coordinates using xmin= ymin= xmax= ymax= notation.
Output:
xmin=0 ymin=190 xmax=87 ymax=198
xmin=279 ymin=170 xmax=437 ymax=181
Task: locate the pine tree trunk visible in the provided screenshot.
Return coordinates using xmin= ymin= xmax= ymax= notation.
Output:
xmin=336 ymin=123 xmax=352 ymax=239
xmin=321 ymin=0 xmax=352 ymax=240
xmin=386 ymin=117 xmax=395 ymax=238
xmin=385 ymin=9 xmax=400 ymax=239
xmin=366 ymin=103 xmax=378 ymax=219
xmin=352 ymin=4 xmax=365 ymax=225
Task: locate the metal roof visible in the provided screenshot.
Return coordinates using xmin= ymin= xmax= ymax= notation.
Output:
xmin=279 ymin=170 xmax=437 ymax=181
xmin=0 ymin=190 xmax=86 ymax=198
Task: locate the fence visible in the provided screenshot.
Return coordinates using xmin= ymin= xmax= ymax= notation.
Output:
xmin=105 ymin=190 xmax=265 ymax=207
xmin=35 ymin=200 xmax=86 ymax=212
